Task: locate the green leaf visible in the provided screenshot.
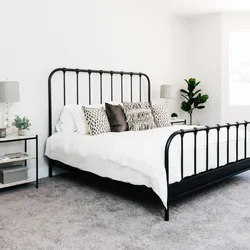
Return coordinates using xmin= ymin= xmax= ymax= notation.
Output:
xmin=193 ymin=89 xmax=201 ymax=96
xmin=199 ymin=94 xmax=209 ymax=103
xmin=189 ymin=78 xmax=196 ymax=84
xmin=181 ymin=101 xmax=191 ymax=112
xmin=197 ymin=105 xmax=205 ymax=109
xmin=181 ymin=94 xmax=189 ymax=101
xmin=195 ymin=81 xmax=201 ymax=87
xmin=187 ymin=81 xmax=196 ymax=92
xmin=180 ymin=89 xmax=189 ymax=95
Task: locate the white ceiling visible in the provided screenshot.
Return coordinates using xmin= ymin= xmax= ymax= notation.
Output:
xmin=148 ymin=0 xmax=250 ymax=16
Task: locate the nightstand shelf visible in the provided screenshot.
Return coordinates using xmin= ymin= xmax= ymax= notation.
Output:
xmin=0 ymin=178 xmax=36 ymax=189
xmin=170 ymin=119 xmax=186 ymax=125
xmin=0 ymin=134 xmax=38 ymax=188
xmin=0 ymin=153 xmax=36 ymax=164
xmin=0 ymin=134 xmax=36 ymax=142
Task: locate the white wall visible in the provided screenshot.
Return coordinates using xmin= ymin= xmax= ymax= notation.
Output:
xmin=187 ymin=14 xmax=222 ymax=125
xmin=0 ymin=0 xmax=189 ymax=178
xmin=221 ymin=13 xmax=250 ymax=123
xmin=187 ymin=13 xmax=250 ymax=125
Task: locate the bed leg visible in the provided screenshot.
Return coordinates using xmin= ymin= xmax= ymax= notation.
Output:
xmin=164 ymin=208 xmax=169 ymax=221
xmin=49 ymin=160 xmax=53 ymax=178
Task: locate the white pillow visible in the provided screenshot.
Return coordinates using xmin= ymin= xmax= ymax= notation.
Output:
xmin=55 ymin=106 xmax=76 ymax=133
xmin=56 ymin=105 xmax=90 ymax=134
xmin=56 ymin=103 xmax=119 ymax=134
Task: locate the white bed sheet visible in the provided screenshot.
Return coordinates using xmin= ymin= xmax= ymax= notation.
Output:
xmin=45 ymin=125 xmax=250 ymax=208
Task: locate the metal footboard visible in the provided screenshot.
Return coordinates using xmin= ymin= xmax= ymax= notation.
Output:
xmin=164 ymin=121 xmax=250 ymax=221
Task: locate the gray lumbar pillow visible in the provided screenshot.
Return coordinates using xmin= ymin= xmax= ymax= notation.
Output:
xmin=123 ymin=102 xmax=156 ymax=131
xmin=105 ymin=103 xmax=128 ymax=132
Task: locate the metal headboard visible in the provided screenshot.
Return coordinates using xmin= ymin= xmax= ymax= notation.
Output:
xmin=48 ymin=68 xmax=151 ymax=136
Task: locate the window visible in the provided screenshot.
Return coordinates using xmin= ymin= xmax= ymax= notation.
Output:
xmin=229 ymin=31 xmax=250 ymax=106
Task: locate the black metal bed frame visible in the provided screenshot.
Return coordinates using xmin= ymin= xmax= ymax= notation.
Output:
xmin=48 ymin=67 xmax=250 ymax=221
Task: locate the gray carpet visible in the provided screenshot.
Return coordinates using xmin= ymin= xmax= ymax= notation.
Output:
xmin=0 ymin=172 xmax=250 ymax=250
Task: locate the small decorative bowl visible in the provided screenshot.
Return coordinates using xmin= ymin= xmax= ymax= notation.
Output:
xmin=0 ymin=128 xmax=6 ymax=138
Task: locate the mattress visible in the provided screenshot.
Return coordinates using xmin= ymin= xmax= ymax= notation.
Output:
xmin=45 ymin=125 xmax=250 ymax=208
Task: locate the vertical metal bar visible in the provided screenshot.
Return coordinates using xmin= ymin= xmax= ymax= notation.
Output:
xmin=143 ymin=74 xmax=151 ymax=102
xmin=148 ymin=80 xmax=151 ymax=102
xmin=244 ymin=121 xmax=248 ymax=159
xmin=180 ymin=130 xmax=184 ymax=179
xmin=36 ymin=135 xmax=38 ymax=188
xmin=226 ymin=123 xmax=230 ymax=164
xmin=100 ymin=71 xmax=103 ymax=104
xmin=217 ymin=125 xmax=220 ymax=167
xmin=24 ymin=139 xmax=27 ymax=167
xmin=164 ymin=208 xmax=169 ymax=221
xmin=139 ymin=73 xmax=142 ymax=102
xmin=194 ymin=128 xmax=197 ymax=175
xmin=76 ymin=70 xmax=79 ymax=104
xmin=121 ymin=72 xmax=123 ymax=102
xmin=206 ymin=126 xmax=210 ymax=171
xmin=111 ymin=72 xmax=113 ymax=101
xmin=130 ymin=73 xmax=133 ymax=102
xmin=48 ymin=74 xmax=52 ymax=137
xmin=165 ymin=132 xmax=172 ymax=221
xmin=63 ymin=69 xmax=66 ymax=105
xmin=236 ymin=122 xmax=239 ymax=161
xmin=49 ymin=159 xmax=52 ymax=178
xmin=88 ymin=70 xmax=91 ymax=105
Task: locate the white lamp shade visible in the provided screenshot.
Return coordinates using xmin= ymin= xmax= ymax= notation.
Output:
xmin=0 ymin=81 xmax=20 ymax=103
xmin=160 ymin=85 xmax=173 ymax=99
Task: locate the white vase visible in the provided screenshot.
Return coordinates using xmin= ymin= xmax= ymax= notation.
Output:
xmin=18 ymin=129 xmax=27 ymax=136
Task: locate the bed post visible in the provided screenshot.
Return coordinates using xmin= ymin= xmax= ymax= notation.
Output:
xmin=48 ymin=69 xmax=61 ymax=178
xmin=164 ymin=134 xmax=170 ymax=221
xmin=164 ymin=130 xmax=182 ymax=221
xmin=164 ymin=132 xmax=173 ymax=221
xmin=49 ymin=159 xmax=53 ymax=178
xmin=164 ymin=208 xmax=169 ymax=221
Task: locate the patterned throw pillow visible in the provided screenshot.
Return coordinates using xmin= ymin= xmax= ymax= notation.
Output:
xmin=123 ymin=102 xmax=156 ymax=131
xmin=151 ymin=102 xmax=171 ymax=127
xmin=82 ymin=106 xmax=111 ymax=135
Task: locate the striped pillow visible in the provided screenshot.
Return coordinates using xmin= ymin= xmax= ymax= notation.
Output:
xmin=123 ymin=102 xmax=156 ymax=131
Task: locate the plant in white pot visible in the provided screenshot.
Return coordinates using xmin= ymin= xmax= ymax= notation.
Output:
xmin=171 ymin=113 xmax=178 ymax=120
xmin=12 ymin=115 xmax=31 ymax=136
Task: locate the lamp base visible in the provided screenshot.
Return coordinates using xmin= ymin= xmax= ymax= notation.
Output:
xmin=4 ymin=103 xmax=10 ymax=135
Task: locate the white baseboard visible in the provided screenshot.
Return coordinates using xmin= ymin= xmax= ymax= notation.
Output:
xmin=28 ymin=165 xmax=66 ymax=179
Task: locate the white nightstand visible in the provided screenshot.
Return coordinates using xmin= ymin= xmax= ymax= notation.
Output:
xmin=170 ymin=119 xmax=186 ymax=125
xmin=0 ymin=134 xmax=38 ymax=189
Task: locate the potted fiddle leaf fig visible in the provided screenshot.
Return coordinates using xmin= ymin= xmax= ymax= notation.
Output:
xmin=180 ymin=78 xmax=209 ymax=124
xmin=12 ymin=115 xmax=31 ymax=136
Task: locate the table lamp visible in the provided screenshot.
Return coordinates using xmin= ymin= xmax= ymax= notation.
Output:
xmin=0 ymin=81 xmax=20 ymax=131
xmin=160 ymin=84 xmax=174 ymax=101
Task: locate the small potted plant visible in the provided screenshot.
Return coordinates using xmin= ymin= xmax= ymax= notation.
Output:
xmin=12 ymin=115 xmax=31 ymax=136
xmin=171 ymin=113 xmax=178 ymax=120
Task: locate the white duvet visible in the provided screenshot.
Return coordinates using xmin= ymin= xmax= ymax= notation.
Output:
xmin=45 ymin=125 xmax=250 ymax=208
